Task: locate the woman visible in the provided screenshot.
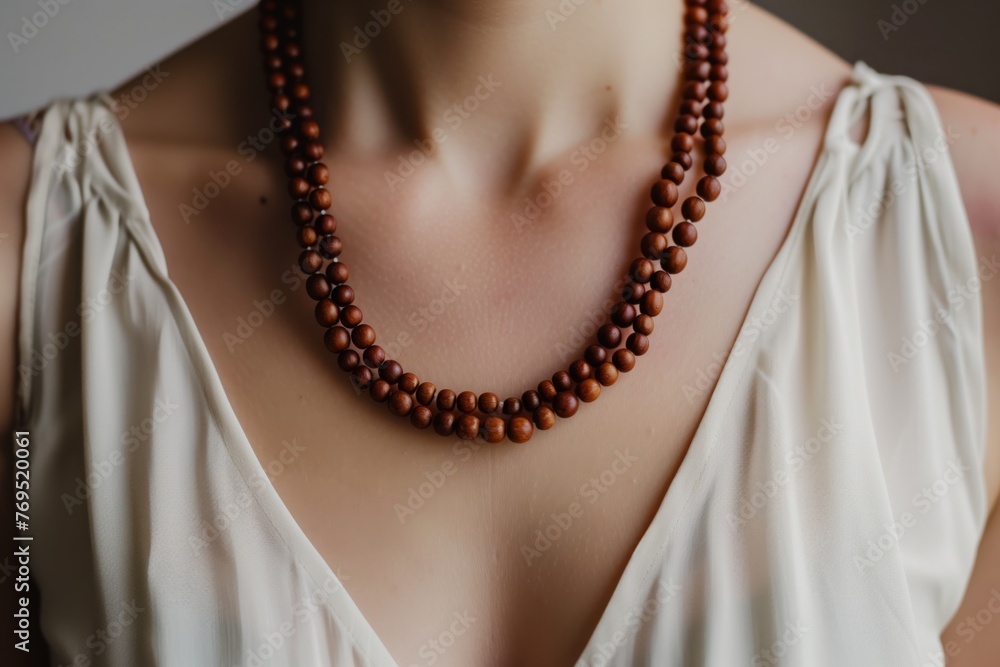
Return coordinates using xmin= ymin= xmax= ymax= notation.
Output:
xmin=1 ymin=0 xmax=998 ymax=665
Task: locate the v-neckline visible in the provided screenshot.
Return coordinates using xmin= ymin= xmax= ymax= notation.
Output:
xmin=106 ymin=65 xmax=864 ymax=666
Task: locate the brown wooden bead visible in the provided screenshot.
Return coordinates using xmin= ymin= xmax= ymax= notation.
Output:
xmin=508 ymin=416 xmax=535 ymax=443
xmin=370 ymin=379 xmax=391 ymax=402
xmin=351 ymin=324 xmax=376 ymax=348
xmin=533 ymin=406 xmax=556 ymax=431
xmin=711 ymin=64 xmax=729 ymax=81
xmin=611 ymin=303 xmax=637 ymax=328
xmin=304 ymin=274 xmax=333 ymax=300
xmin=457 ymin=391 xmax=478 ymax=413
xmin=645 ymin=207 xmax=674 ymax=233
xmin=661 ymin=161 xmax=685 ymax=185
xmin=569 ymin=359 xmax=593 ymax=382
xmin=456 ymin=414 xmax=480 ymax=440
xmin=596 ymin=362 xmax=619 ymax=386
xmin=597 ymin=323 xmax=622 ymax=348
xmin=337 ymin=349 xmax=360 ymax=372
xmin=697 ymin=176 xmax=721 ymax=202
xmin=634 ymin=314 xmax=655 ymax=335
xmin=661 ymin=246 xmax=688 ymax=274
xmin=340 ymin=305 xmax=363 ymax=328
xmin=291 ymin=202 xmax=313 ymax=225
xmin=650 ymin=270 xmax=672 ymax=293
xmin=680 ymin=99 xmax=702 ymax=117
xmin=483 ymin=416 xmax=506 ymax=443
xmin=319 ymin=235 xmax=342 ymax=258
xmin=289 ymin=177 xmax=310 ymax=198
xmin=686 ymin=43 xmax=709 ymax=61
xmin=324 ymin=326 xmax=350 ymax=353
xmin=673 ymin=221 xmax=698 ymax=247
xmin=624 ymin=281 xmax=646 ymax=304
xmin=332 ymin=284 xmax=355 ymax=306
xmin=641 ymin=232 xmax=668 ymax=261
xmin=671 ymin=132 xmax=694 ymax=153
xmin=410 ymin=405 xmax=433 ymax=429
xmin=576 ymin=378 xmax=601 ymax=403
xmin=682 ymin=81 xmax=707 ymax=101
xmin=285 ymin=156 xmax=306 ymax=176
xmin=478 ymin=392 xmax=500 ymax=413
xmin=682 ymin=196 xmax=706 ymax=222
xmin=706 ymin=135 xmax=726 ymax=156
xmin=708 ymin=81 xmax=729 ymax=101
xmin=702 ymin=101 xmax=724 ymax=120
xmin=363 ymin=345 xmax=385 ymax=368
xmin=630 ymin=258 xmax=655 ymax=283
xmin=433 ymin=411 xmax=457 ymax=436
xmin=552 ymin=371 xmax=572 ymax=392
xmin=704 ymin=155 xmax=727 ymax=177
xmin=326 ymin=261 xmax=349 ymax=284
xmin=613 ymin=348 xmax=637 ymax=372
xmin=674 ymin=114 xmax=698 ymax=135
xmin=538 ymin=380 xmax=558 ymax=402
xmin=315 ymin=299 xmax=339 ymax=327
xmin=379 ymin=360 xmax=403 ymax=384
xmin=304 ymin=141 xmax=324 ymax=161
xmin=672 ymin=152 xmax=694 ymax=171
xmin=584 ymin=345 xmax=608 ymax=366
xmin=388 ymin=390 xmax=414 ymax=416
xmin=299 ymin=250 xmax=322 ymax=274
xmin=701 ymin=118 xmax=724 ymax=137
xmin=297 ymin=226 xmax=318 ymax=248
xmin=307 ymin=163 xmax=329 ymax=186
xmin=416 ymin=382 xmax=436 ymax=405
xmin=651 ymin=180 xmax=679 ymax=207
xmin=281 ymin=135 xmax=299 ymax=156
xmin=553 ymin=391 xmax=580 ymax=418
xmin=298 ymin=118 xmax=319 ymax=138
xmin=350 ymin=366 xmax=373 ymax=390
xmin=436 ymin=389 xmax=457 ymax=411
xmin=709 ymin=48 xmax=728 ymax=65
xmin=641 ymin=290 xmax=665 ymax=316
xmin=521 ymin=390 xmax=542 ymax=411
xmin=399 ymin=373 xmax=419 ymax=393
xmin=687 ymin=24 xmax=709 ymax=44
xmin=309 ymin=188 xmax=332 ymax=211
xmin=627 ymin=333 xmax=650 ymax=356
xmin=502 ymin=397 xmax=522 ymax=415
xmin=685 ymin=59 xmax=710 ymax=80
xmin=316 ymin=213 xmax=336 ymax=235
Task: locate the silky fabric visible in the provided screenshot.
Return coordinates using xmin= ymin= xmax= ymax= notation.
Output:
xmin=17 ymin=61 xmax=989 ymax=666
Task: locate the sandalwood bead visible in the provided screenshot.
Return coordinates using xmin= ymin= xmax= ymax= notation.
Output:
xmin=522 ymin=390 xmax=542 ymax=411
xmin=597 ymin=324 xmax=622 ymax=348
xmin=624 ymin=282 xmax=646 ymax=304
xmin=584 ymin=345 xmax=608 ymax=366
xmin=299 ymin=250 xmax=322 ymax=274
xmin=672 ymin=133 xmax=694 ymax=153
xmin=340 ymin=305 xmax=363 ymax=328
xmin=672 ymin=152 xmax=694 ymax=171
xmin=645 ymin=207 xmax=674 ymax=233
xmin=379 ymin=360 xmax=403 ymax=384
xmin=702 ymin=101 xmax=724 ymax=119
xmin=673 ymin=221 xmax=698 ymax=247
xmin=508 ymin=416 xmax=535 ymax=443
xmin=576 ymin=378 xmax=601 ymax=403
xmin=361 ymin=345 xmax=385 ymax=368
xmin=708 ymin=81 xmax=729 ymax=101
xmin=370 ymin=380 xmax=391 ymax=402
xmin=399 ymin=373 xmax=419 ymax=393
xmin=456 ymin=414 xmax=481 ymax=441
xmin=569 ymin=359 xmax=593 ymax=381
xmin=457 ymin=391 xmax=477 ymax=413
xmin=613 ymin=348 xmax=637 ymax=372
xmin=324 ymin=326 xmax=350 ymax=353
xmin=285 ymin=156 xmax=306 ymax=176
xmin=307 ymin=162 xmax=329 ymax=186
xmin=651 ymin=180 xmax=679 ymax=207
xmin=553 ymin=391 xmax=579 ymax=418
xmin=611 ymin=303 xmax=637 ymax=328
xmin=630 ymin=258 xmax=655 ymax=283
xmin=661 ymin=162 xmax=685 ymax=185
xmin=661 ymin=246 xmax=688 ymax=274
xmin=291 ymin=202 xmax=312 ymax=225
xmin=416 ymin=382 xmax=437 ymax=405
xmin=682 ymin=196 xmax=706 ymax=222
xmin=641 ymin=233 xmax=668 ymax=261
xmin=319 ymin=235 xmax=342 ymax=258
xmin=538 ymin=380 xmax=558 ymax=402
xmin=701 ymin=118 xmax=724 ymax=137
xmin=436 ymin=389 xmax=457 ymax=411
xmin=433 ymin=411 xmax=457 ymax=436
xmin=309 ymin=188 xmax=332 ymax=211
xmin=304 ymin=141 xmax=324 ymax=161
xmin=634 ymin=314 xmax=655 ymax=335
xmin=552 ymin=371 xmax=572 ymax=392
xmin=704 ymin=154 xmax=727 ymax=176
xmin=315 ymin=299 xmax=339 ymax=327
xmin=650 ymin=270 xmax=672 ymax=293
xmin=306 ymin=274 xmax=331 ymax=300
xmin=685 ymin=59 xmax=710 ymax=80
xmin=289 ymin=177 xmax=310 ymax=198
xmin=627 ymin=333 xmax=650 ymax=356
xmin=596 ymin=363 xmax=619 ymax=386
xmin=351 ymin=324 xmax=376 ymax=348
xmin=332 ymin=284 xmax=355 ymax=306
xmin=478 ymin=392 xmax=500 ymax=413
xmin=410 ymin=406 xmax=433 ymax=429
xmin=297 ymin=226 xmax=318 ymax=248
xmin=682 ymin=81 xmax=706 ymax=101
xmin=711 ymin=64 xmax=728 ymax=81
xmin=388 ymin=390 xmax=414 ymax=416
xmin=316 ymin=213 xmax=337 ymax=235
xmin=697 ymin=176 xmax=721 ymax=202
xmin=337 ymin=350 xmax=360 ymax=372
xmin=706 ymin=135 xmax=726 ymax=155
xmin=350 ymin=366 xmax=373 ymax=390
xmin=483 ymin=417 xmax=506 ymax=443
xmin=533 ymin=406 xmax=556 ymax=431
xmin=502 ymin=397 xmax=523 ymax=415
xmin=641 ymin=290 xmax=665 ymax=317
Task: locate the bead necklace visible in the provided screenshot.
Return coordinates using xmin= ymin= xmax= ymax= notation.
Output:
xmin=257 ymin=0 xmax=731 ymax=444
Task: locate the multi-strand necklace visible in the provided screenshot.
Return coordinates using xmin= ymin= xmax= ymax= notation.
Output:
xmin=257 ymin=0 xmax=730 ymax=443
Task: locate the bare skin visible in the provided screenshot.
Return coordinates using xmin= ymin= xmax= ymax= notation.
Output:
xmin=1 ymin=2 xmax=998 ymax=666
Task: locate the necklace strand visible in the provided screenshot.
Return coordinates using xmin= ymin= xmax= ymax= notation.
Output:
xmin=257 ymin=0 xmax=731 ymax=443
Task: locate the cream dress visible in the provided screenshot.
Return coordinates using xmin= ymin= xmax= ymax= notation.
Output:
xmin=16 ymin=62 xmax=988 ymax=666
